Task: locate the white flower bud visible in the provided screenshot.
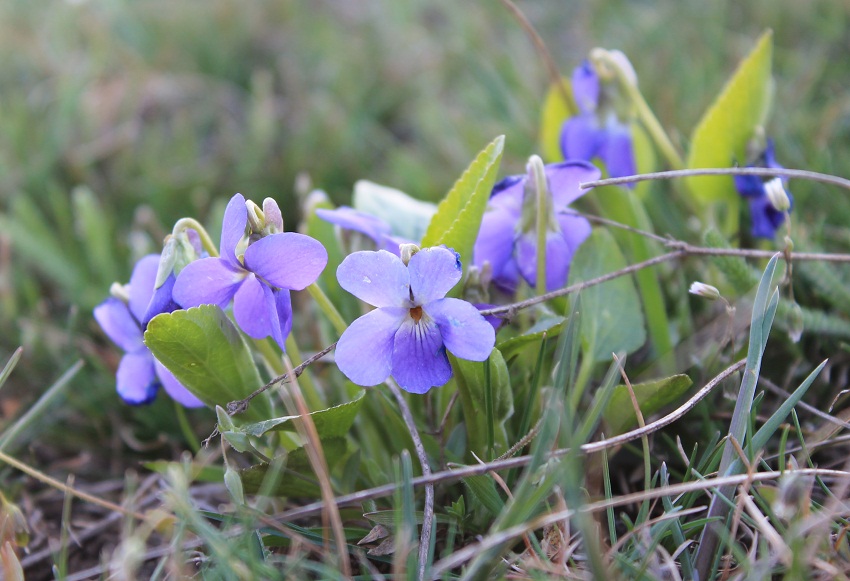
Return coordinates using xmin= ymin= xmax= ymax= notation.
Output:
xmin=689 ymin=282 xmax=721 ymax=301
xmin=765 ymin=178 xmax=791 ymax=212
xmin=399 ymin=243 xmax=420 ymax=266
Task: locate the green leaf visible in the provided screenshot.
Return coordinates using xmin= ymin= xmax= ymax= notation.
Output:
xmin=353 ymin=180 xmax=437 ymax=243
xmin=420 ymin=135 xmax=505 ymax=271
xmin=496 ymin=316 xmax=564 ymax=361
xmin=461 ymin=474 xmax=504 ymax=517
xmin=238 ymin=390 xmax=365 ymax=439
xmin=451 ymin=349 xmax=513 ymax=458
xmin=239 ymin=437 xmax=348 ymax=497
xmin=538 ymin=78 xmax=575 ymax=163
xmin=567 ymin=229 xmax=646 ymax=362
xmin=686 ymin=30 xmax=774 ymax=205
xmin=144 ymin=305 xmax=269 ymax=421
xmin=603 ymin=374 xmax=693 ymax=435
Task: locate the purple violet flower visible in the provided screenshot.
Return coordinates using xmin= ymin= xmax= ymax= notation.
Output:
xmin=559 ymin=60 xmax=637 ymax=182
xmin=94 ymin=255 xmax=204 ymax=407
xmin=315 ymin=206 xmax=412 ymax=255
xmin=173 ymin=194 xmax=328 ymax=349
xmin=734 ymin=140 xmax=793 ymax=239
xmin=473 ymin=160 xmax=600 ymax=293
xmin=334 ymin=246 xmax=495 ymax=394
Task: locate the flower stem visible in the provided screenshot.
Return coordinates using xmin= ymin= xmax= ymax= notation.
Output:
xmin=171 ymin=218 xmax=219 ymax=257
xmin=173 ymin=400 xmax=201 ymax=453
xmin=307 ymin=282 xmax=348 ymax=336
xmin=626 ymin=83 xmax=685 ymax=171
xmin=284 ymin=335 xmax=326 ymax=410
xmin=530 ymin=156 xmax=549 ymax=295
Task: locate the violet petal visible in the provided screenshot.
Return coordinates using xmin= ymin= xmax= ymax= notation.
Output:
xmin=173 ymin=257 xmax=245 ymax=309
xmin=154 ymin=359 xmax=205 ymax=408
xmin=220 ymin=194 xmax=248 ymax=268
xmin=94 ymin=298 xmax=144 ymax=353
xmin=116 ymin=351 xmax=158 ymax=405
xmin=427 ymin=298 xmax=495 ymax=361
xmin=601 ymin=123 xmax=637 ymax=182
xmin=128 ymin=254 xmax=161 ymax=322
xmin=408 ymin=246 xmax=462 ymax=304
xmin=515 ymin=231 xmax=573 ymax=291
xmin=142 ymin=272 xmax=180 ymax=327
xmin=243 ymin=232 xmax=328 ymax=291
xmin=473 ymin=206 xmax=517 ymax=281
xmin=335 ymin=307 xmax=407 ymax=386
xmin=545 ymin=160 xmax=601 ymax=208
xmin=316 ymin=206 xmax=392 ymax=244
xmin=391 ymin=317 xmax=452 ymax=394
xmin=233 ymin=274 xmax=273 ymax=340
xmin=337 ymin=250 xmax=411 ymax=308
xmin=571 ymin=60 xmax=600 ymax=114
xmin=560 ymin=114 xmax=604 ymax=162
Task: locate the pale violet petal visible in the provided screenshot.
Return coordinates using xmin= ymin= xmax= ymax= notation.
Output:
xmin=154 ymin=359 xmax=205 ymax=408
xmin=601 ymin=123 xmax=637 ymax=182
xmin=391 ymin=316 xmax=452 ymax=394
xmin=337 ymin=250 xmax=411 ymax=308
xmin=128 ymin=254 xmax=161 ymax=322
xmin=94 ymin=298 xmax=143 ymax=353
xmin=335 ymin=307 xmax=407 ymax=386
xmin=560 ymin=114 xmax=604 ymax=163
xmin=408 ymin=246 xmax=462 ymax=304
xmin=545 ymin=160 xmax=601 ymax=208
xmin=233 ymin=274 xmax=272 ymax=339
xmin=556 ymin=213 xmax=592 ymax=254
xmin=515 ymin=231 xmax=573 ymax=291
xmin=473 ymin=206 xmax=517 ymax=282
xmin=172 ymin=257 xmax=245 ymax=309
xmin=117 ymin=351 xmax=158 ymax=405
xmin=271 ymin=288 xmax=293 ymax=350
xmin=221 ymin=193 xmax=248 ymax=267
xmin=427 ymin=298 xmax=495 ymax=361
xmin=243 ymin=232 xmax=328 ymax=291
xmin=572 ymin=60 xmax=599 ymax=114
xmin=142 ymin=272 xmax=180 ymax=327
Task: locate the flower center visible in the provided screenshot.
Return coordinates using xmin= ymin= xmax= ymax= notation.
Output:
xmin=409 ymin=306 xmax=423 ymax=322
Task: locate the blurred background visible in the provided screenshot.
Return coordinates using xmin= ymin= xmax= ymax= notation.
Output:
xmin=0 ymin=0 xmax=848 ymax=474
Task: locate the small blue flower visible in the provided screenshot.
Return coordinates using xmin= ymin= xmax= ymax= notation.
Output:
xmin=734 ymin=140 xmax=793 ymax=239
xmin=94 ymin=255 xmax=204 ymax=407
xmin=559 ymin=60 xmax=636 ymax=182
xmin=473 ymin=160 xmax=600 ymax=293
xmin=334 ymin=247 xmax=495 ymax=394
xmin=173 ymin=194 xmax=328 ymax=349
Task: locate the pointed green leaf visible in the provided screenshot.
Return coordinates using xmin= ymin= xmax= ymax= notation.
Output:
xmin=539 ymin=78 xmax=575 ymax=163
xmin=461 ymin=474 xmax=504 ymax=517
xmin=420 ymin=135 xmax=505 ymax=270
xmin=568 ymin=229 xmax=646 ymax=362
xmin=496 ymin=316 xmax=564 ymax=361
xmin=238 ymin=390 xmax=365 ymax=439
xmin=686 ymin=30 xmax=774 ymax=204
xmin=603 ymin=374 xmax=693 ymax=435
xmin=144 ymin=305 xmax=269 ymax=421
xmin=353 ymin=180 xmax=436 ymax=243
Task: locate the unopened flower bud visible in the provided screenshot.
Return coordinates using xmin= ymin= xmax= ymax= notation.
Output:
xmin=400 ymin=243 xmax=420 ymax=265
xmin=590 ymin=48 xmax=637 ymax=87
xmin=689 ymin=282 xmax=721 ymax=301
xmin=246 ymin=199 xmax=265 ymax=234
xmin=765 ymin=178 xmax=791 ymax=212
xmin=262 ymin=198 xmax=283 ymax=234
xmin=787 ymin=301 xmax=804 ymax=343
xmin=109 ymin=282 xmax=131 ymax=302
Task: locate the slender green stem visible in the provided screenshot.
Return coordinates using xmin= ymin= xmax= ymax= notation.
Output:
xmin=531 ymin=156 xmax=549 ymax=295
xmin=626 ymin=84 xmax=684 ymax=171
xmin=172 ymin=217 xmax=219 ymax=257
xmin=483 ymin=359 xmax=495 ymax=460
xmin=307 ymin=283 xmax=348 ymax=336
xmin=570 ymin=355 xmax=595 ymax=415
xmin=173 ymin=401 xmax=201 ymax=453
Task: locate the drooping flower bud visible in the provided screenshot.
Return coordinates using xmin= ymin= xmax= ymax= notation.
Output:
xmin=262 ymin=197 xmax=284 ymax=234
xmin=688 ymin=282 xmax=721 ymax=301
xmin=764 ymin=178 xmax=791 ymax=212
